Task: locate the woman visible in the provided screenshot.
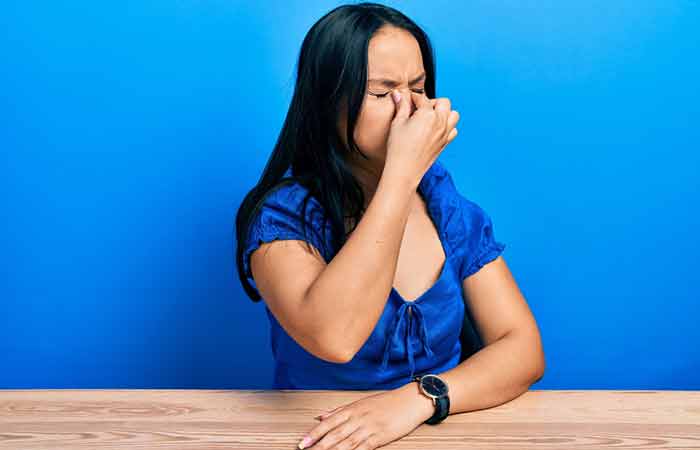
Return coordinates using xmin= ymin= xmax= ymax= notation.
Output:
xmin=235 ymin=2 xmax=545 ymax=449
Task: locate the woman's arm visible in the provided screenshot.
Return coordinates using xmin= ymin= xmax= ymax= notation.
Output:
xmin=396 ymin=255 xmax=545 ymax=417
xmin=250 ymin=168 xmax=417 ymax=363
xmin=298 ymin=256 xmax=543 ymax=449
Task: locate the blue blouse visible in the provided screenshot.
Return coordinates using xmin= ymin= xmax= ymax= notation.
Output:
xmin=242 ymin=160 xmax=506 ymax=390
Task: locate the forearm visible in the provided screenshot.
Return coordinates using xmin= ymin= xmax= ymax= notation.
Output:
xmin=396 ymin=329 xmax=545 ymax=420
xmin=304 ymin=171 xmax=416 ymax=360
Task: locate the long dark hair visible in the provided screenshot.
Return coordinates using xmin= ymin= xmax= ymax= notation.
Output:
xmin=235 ymin=2 xmax=437 ymax=302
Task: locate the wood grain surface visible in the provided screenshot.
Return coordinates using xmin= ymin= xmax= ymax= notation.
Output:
xmin=1 ymin=389 xmax=699 ymax=449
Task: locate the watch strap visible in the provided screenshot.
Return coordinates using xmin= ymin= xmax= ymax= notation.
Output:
xmin=425 ymin=394 xmax=449 ymax=425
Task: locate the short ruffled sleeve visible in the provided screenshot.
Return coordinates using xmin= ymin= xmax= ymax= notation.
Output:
xmin=242 ymin=182 xmax=327 ymax=297
xmin=456 ymin=195 xmax=507 ymax=280
xmin=418 ymin=160 xmax=506 ymax=281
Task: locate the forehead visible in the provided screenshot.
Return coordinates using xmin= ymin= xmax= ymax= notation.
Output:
xmin=367 ymin=26 xmax=424 ymax=80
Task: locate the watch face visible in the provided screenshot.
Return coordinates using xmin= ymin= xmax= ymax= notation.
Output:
xmin=420 ymin=374 xmax=448 ymax=397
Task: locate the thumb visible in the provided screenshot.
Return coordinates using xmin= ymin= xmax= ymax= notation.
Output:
xmin=391 ymin=89 xmax=411 ymax=121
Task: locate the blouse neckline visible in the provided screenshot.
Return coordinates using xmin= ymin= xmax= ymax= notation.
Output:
xmin=388 ymin=162 xmax=452 ymax=304
xmin=389 ymin=180 xmax=451 ymax=304
xmin=282 ymin=161 xmax=453 ymax=305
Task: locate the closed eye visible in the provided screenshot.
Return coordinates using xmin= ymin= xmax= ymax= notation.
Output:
xmin=370 ymin=88 xmax=425 ymax=98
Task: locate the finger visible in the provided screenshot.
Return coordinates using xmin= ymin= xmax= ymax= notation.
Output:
xmin=315 ymin=405 xmax=343 ymax=420
xmin=391 ymin=88 xmax=412 ymax=121
xmin=433 ymin=97 xmax=452 ymax=128
xmin=309 ymin=419 xmax=362 ymax=450
xmin=411 ymin=91 xmax=433 ymax=110
xmin=446 ymin=109 xmax=460 ymax=130
xmin=298 ymin=410 xmax=352 ymax=449
xmin=314 ymin=411 xmax=336 ymax=421
xmin=434 ymin=97 xmax=451 ymax=115
xmin=446 ymin=127 xmax=458 ymax=143
xmin=332 ymin=426 xmax=373 ymax=450
xmin=324 ymin=401 xmax=353 ymax=417
xmin=354 ymin=434 xmax=379 ymax=450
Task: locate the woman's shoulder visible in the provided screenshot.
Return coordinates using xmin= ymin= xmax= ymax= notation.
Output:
xmin=255 ymin=171 xmax=325 ymax=223
xmin=242 ymin=172 xmax=328 ymax=295
xmin=249 ymin=167 xmax=330 ymax=239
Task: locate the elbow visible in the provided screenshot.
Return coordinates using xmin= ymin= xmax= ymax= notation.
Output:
xmin=532 ymin=352 xmax=546 ymax=383
xmin=532 ymin=365 xmax=545 ymax=384
xmin=326 ymin=337 xmax=359 ymax=364
xmin=309 ymin=330 xmax=357 ymax=364
xmin=300 ymin=294 xmax=353 ymax=364
xmin=331 ymin=348 xmax=356 ymax=364
xmin=319 ymin=346 xmax=355 ymax=364
xmin=307 ymin=344 xmax=353 ymax=364
xmin=507 ymin=326 xmax=546 ymax=385
xmin=519 ymin=325 xmax=546 ymax=384
xmin=310 ymin=317 xmax=362 ymax=364
xmin=330 ymin=335 xmax=364 ymax=364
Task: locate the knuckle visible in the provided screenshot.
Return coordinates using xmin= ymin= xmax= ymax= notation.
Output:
xmin=353 ymin=440 xmax=369 ymax=450
xmin=365 ymin=434 xmax=377 ymax=448
xmin=345 ymin=433 xmax=361 ymax=448
xmin=316 ymin=433 xmax=335 ymax=450
xmin=327 ymin=423 xmax=355 ymax=450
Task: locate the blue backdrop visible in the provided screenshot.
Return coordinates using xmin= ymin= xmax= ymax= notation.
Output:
xmin=2 ymin=1 xmax=698 ymax=389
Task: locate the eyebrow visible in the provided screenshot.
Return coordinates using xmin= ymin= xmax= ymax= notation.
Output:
xmin=367 ymin=72 xmax=426 ymax=88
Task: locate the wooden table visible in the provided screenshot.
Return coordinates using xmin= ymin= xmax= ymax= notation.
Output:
xmin=1 ymin=389 xmax=699 ymax=449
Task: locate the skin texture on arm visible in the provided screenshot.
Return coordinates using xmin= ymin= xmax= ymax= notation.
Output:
xmin=301 ymin=256 xmax=545 ymax=450
xmin=250 ymin=172 xmax=415 ymax=364
xmin=399 ymin=255 xmax=546 ymax=418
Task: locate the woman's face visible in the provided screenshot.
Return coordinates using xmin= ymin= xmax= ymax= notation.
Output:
xmin=338 ymin=25 xmax=425 ymax=174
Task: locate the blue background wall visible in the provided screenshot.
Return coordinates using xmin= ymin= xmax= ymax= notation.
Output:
xmin=2 ymin=1 xmax=698 ymax=389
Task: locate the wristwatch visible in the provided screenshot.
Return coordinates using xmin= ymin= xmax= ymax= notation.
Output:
xmin=413 ymin=373 xmax=450 ymax=425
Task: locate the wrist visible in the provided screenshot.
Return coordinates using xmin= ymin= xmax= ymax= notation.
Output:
xmin=380 ymin=163 xmax=419 ymax=194
xmin=397 ymin=380 xmax=435 ymax=423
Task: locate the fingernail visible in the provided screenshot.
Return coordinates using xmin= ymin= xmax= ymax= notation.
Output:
xmin=298 ymin=435 xmax=312 ymax=449
xmin=391 ymin=90 xmax=401 ymax=103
